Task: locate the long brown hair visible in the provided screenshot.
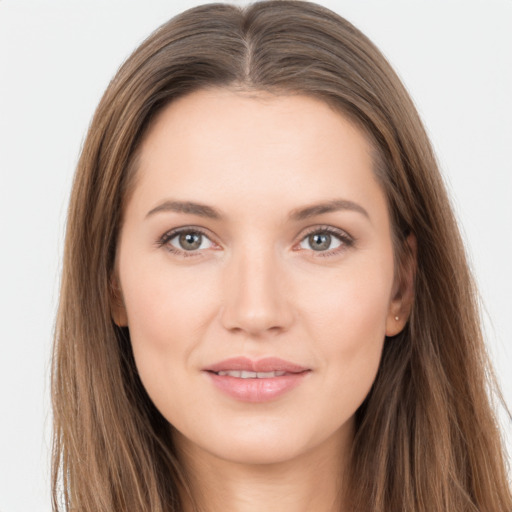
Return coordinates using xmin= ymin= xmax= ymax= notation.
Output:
xmin=52 ymin=1 xmax=511 ymax=510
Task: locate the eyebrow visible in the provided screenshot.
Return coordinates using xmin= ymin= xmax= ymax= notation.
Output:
xmin=288 ymin=198 xmax=369 ymax=222
xmin=146 ymin=200 xmax=223 ymax=220
xmin=146 ymin=198 xmax=369 ymax=222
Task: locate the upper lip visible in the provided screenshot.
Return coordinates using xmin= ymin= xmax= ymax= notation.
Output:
xmin=204 ymin=357 xmax=309 ymax=374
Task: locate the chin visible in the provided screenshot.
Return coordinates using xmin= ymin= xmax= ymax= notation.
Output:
xmin=172 ymin=413 xmax=352 ymax=468
xmin=206 ymin=441 xmax=309 ymax=467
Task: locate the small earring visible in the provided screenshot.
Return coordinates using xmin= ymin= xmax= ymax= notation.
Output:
xmin=394 ymin=316 xmax=399 ymax=321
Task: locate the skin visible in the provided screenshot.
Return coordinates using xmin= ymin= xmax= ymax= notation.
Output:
xmin=113 ymin=88 xmax=413 ymax=512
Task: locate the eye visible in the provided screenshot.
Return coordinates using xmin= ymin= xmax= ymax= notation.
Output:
xmin=298 ymin=227 xmax=353 ymax=256
xmin=158 ymin=228 xmax=216 ymax=257
xmin=171 ymin=231 xmax=210 ymax=251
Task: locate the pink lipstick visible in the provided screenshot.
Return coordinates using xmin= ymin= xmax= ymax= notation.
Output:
xmin=203 ymin=357 xmax=310 ymax=402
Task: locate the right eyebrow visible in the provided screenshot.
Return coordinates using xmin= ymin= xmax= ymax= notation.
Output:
xmin=146 ymin=200 xmax=223 ymax=220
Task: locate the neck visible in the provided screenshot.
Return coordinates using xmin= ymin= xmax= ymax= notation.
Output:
xmin=173 ymin=427 xmax=351 ymax=512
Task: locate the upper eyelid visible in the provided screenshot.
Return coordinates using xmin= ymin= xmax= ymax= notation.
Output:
xmin=300 ymin=224 xmax=351 ymax=238
xmin=160 ymin=225 xmax=215 ymax=242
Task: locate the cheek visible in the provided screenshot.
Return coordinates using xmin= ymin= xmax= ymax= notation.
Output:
xmin=119 ymin=253 xmax=218 ymax=387
xmin=120 ymin=263 xmax=225 ymax=435
xmin=297 ymin=254 xmax=393 ymax=408
xmin=300 ymin=251 xmax=393 ymax=340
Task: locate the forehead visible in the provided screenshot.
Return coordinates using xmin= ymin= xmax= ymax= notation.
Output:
xmin=129 ymin=88 xmax=386 ymax=223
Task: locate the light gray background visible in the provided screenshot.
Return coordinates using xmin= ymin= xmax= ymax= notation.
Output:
xmin=1 ymin=1 xmax=511 ymax=510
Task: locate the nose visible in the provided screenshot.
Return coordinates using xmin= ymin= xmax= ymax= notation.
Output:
xmin=220 ymin=246 xmax=294 ymax=337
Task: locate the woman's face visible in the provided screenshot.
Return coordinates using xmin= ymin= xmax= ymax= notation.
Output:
xmin=114 ymin=89 xmax=406 ymax=466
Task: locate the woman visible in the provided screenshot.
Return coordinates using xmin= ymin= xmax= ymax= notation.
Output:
xmin=51 ymin=1 xmax=512 ymax=511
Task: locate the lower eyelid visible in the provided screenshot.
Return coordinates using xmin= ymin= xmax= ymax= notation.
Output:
xmin=166 ymin=245 xmax=204 ymax=258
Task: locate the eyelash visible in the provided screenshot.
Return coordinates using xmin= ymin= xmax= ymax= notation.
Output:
xmin=156 ymin=225 xmax=355 ymax=259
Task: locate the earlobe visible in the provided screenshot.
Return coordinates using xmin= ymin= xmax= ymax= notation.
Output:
xmin=385 ymin=233 xmax=416 ymax=337
xmin=110 ymin=276 xmax=128 ymax=327
xmin=385 ymin=311 xmax=407 ymax=337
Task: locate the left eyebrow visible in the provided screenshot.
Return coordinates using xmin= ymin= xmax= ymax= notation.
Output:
xmin=288 ymin=198 xmax=370 ymax=222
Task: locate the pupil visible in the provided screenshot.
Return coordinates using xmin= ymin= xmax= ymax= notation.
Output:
xmin=180 ymin=232 xmax=201 ymax=250
xmin=310 ymin=233 xmax=330 ymax=251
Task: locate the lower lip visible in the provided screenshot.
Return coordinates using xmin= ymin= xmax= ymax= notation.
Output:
xmin=205 ymin=371 xmax=309 ymax=403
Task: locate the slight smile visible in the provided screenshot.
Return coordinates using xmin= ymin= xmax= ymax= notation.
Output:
xmin=203 ymin=357 xmax=311 ymax=403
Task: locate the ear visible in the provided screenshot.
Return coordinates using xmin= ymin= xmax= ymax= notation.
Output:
xmin=110 ymin=275 xmax=128 ymax=327
xmin=385 ymin=233 xmax=416 ymax=337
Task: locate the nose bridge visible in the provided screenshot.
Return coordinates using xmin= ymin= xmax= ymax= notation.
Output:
xmin=220 ymin=240 xmax=293 ymax=336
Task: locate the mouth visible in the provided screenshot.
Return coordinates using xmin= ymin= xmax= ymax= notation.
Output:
xmin=203 ymin=357 xmax=311 ymax=402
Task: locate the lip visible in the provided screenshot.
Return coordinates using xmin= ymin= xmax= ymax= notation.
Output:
xmin=203 ymin=357 xmax=311 ymax=403
xmin=204 ymin=356 xmax=309 ymax=373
